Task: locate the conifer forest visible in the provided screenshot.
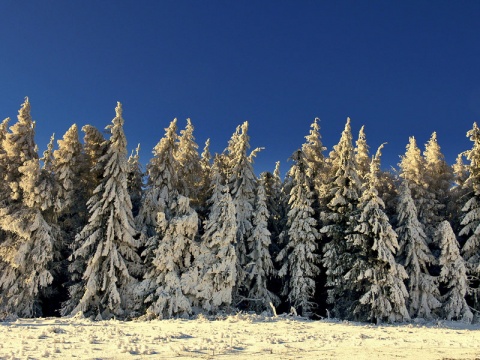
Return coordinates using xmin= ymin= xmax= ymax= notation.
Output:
xmin=2 ymin=98 xmax=480 ymax=324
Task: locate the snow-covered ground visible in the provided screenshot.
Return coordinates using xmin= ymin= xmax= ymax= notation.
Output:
xmin=1 ymin=313 xmax=479 ymax=359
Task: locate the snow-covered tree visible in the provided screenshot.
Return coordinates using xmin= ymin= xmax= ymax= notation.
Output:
xmin=81 ymin=125 xmax=107 ymax=199
xmin=272 ymin=161 xmax=287 ymax=227
xmin=459 ymin=122 xmax=480 ymax=309
xmin=35 ymin=134 xmax=65 ymax=308
xmin=399 ymin=137 xmax=433 ymax=241
xmin=183 ymin=167 xmax=237 ymax=313
xmin=136 ymin=119 xmax=178 ymax=247
xmin=224 ymin=122 xmax=260 ymax=300
xmin=260 ymin=161 xmax=287 ymax=255
xmin=1 ymin=153 xmax=60 ymax=318
xmin=302 ymin=118 xmax=326 ymax=186
xmin=1 ymin=98 xmax=37 ymax=201
xmin=0 ymin=117 xmax=9 ymax=150
xmin=449 ymin=153 xmax=469 ymax=232
xmin=200 ymin=139 xmax=212 ymax=179
xmin=64 ymin=102 xmax=141 ymax=319
xmin=36 ymin=134 xmax=57 ymax=214
xmin=0 ymin=199 xmax=60 ymax=318
xmin=277 ymin=150 xmax=321 ymax=317
xmin=0 ymin=117 xmax=8 ymax=145
xmin=321 ymin=117 xmax=362 ymax=318
xmin=54 ymin=124 xmax=88 ymax=226
xmin=424 ymin=133 xmax=452 ymax=200
xmin=453 ymin=153 xmax=469 ymax=190
xmin=41 ymin=134 xmax=55 ymax=169
xmin=437 ymin=220 xmax=473 ymax=322
xmin=245 ymin=181 xmax=278 ymax=311
xmin=345 ymin=145 xmax=410 ymax=323
xmin=141 ymin=194 xmax=198 ymax=318
xmin=133 ymin=123 xmax=194 ymax=318
xmin=260 ymin=162 xmax=288 ymax=302
xmin=376 ymin=168 xmax=398 ymax=220
xmin=175 ymin=119 xmax=202 ymax=206
xmin=355 ymin=125 xmax=370 ymax=182
xmin=52 ymin=124 xmax=89 ymax=313
xmin=395 ymin=181 xmax=441 ymax=319
xmin=127 ymin=144 xmax=143 ymax=218
xmin=0 ymin=118 xmax=9 ymax=200
xmin=399 ymin=137 xmax=425 ymax=190
xmin=39 ymin=134 xmax=62 ymax=286
xmin=422 ymin=132 xmax=453 ymax=237
xmin=197 ymin=138 xmax=212 ymax=213
xmin=0 ymin=99 xmax=60 ymax=318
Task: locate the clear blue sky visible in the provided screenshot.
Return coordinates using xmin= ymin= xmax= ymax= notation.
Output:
xmin=1 ymin=0 xmax=480 ymax=175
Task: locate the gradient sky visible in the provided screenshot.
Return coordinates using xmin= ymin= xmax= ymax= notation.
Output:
xmin=1 ymin=0 xmax=480 ymax=176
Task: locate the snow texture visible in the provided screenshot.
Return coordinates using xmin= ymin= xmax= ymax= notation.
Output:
xmin=0 ymin=315 xmax=479 ymax=359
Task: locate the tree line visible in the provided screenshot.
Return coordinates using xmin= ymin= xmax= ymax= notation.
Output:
xmin=0 ymin=98 xmax=478 ymax=324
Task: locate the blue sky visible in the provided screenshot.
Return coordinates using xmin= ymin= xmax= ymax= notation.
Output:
xmin=1 ymin=0 xmax=480 ymax=175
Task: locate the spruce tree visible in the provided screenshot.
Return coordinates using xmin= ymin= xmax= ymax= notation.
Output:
xmin=376 ymin=169 xmax=398 ymax=220
xmin=453 ymin=153 xmax=469 ymax=190
xmin=141 ymin=194 xmax=198 ymax=318
xmin=200 ymin=139 xmax=212 ymax=180
xmin=450 ymin=153 xmax=469 ymax=232
xmin=459 ymin=122 xmax=480 ymax=310
xmin=127 ymin=144 xmax=143 ymax=218
xmin=0 ymin=157 xmax=61 ymax=318
xmin=0 ymin=117 xmax=8 ymax=145
xmin=175 ymin=119 xmax=202 ymax=206
xmin=277 ymin=150 xmax=320 ymax=317
xmin=54 ymin=125 xmax=91 ymax=316
xmin=246 ymin=181 xmax=278 ymax=311
xmin=38 ymin=134 xmax=57 ymax=212
xmin=224 ymin=122 xmax=259 ymax=302
xmin=302 ymin=118 xmax=326 ymax=189
xmin=1 ymin=98 xmax=37 ymax=201
xmin=134 ymin=119 xmax=200 ymax=318
xmin=0 ymin=118 xmax=9 ymax=206
xmin=81 ymin=124 xmax=107 ymax=199
xmin=321 ymin=117 xmax=362 ymax=318
xmin=355 ymin=125 xmax=370 ymax=182
xmin=423 ymin=132 xmax=453 ymax=237
xmin=0 ymin=117 xmax=9 ymax=158
xmin=183 ymin=167 xmax=237 ymax=313
xmin=345 ymin=145 xmax=410 ymax=323
xmin=260 ymin=161 xmax=287 ymax=257
xmin=54 ymin=124 xmax=88 ymax=232
xmin=398 ymin=137 xmax=431 ymax=241
xmin=437 ymin=220 xmax=473 ymax=322
xmin=64 ymin=103 xmax=141 ymax=319
xmin=136 ymin=119 xmax=178 ymax=246
xmin=198 ymin=138 xmax=212 ymax=214
xmin=395 ymin=181 xmax=441 ymax=319
xmin=0 ymin=99 xmax=60 ymax=318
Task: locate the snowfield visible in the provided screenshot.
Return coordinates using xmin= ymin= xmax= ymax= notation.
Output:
xmin=1 ymin=314 xmax=479 ymax=359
